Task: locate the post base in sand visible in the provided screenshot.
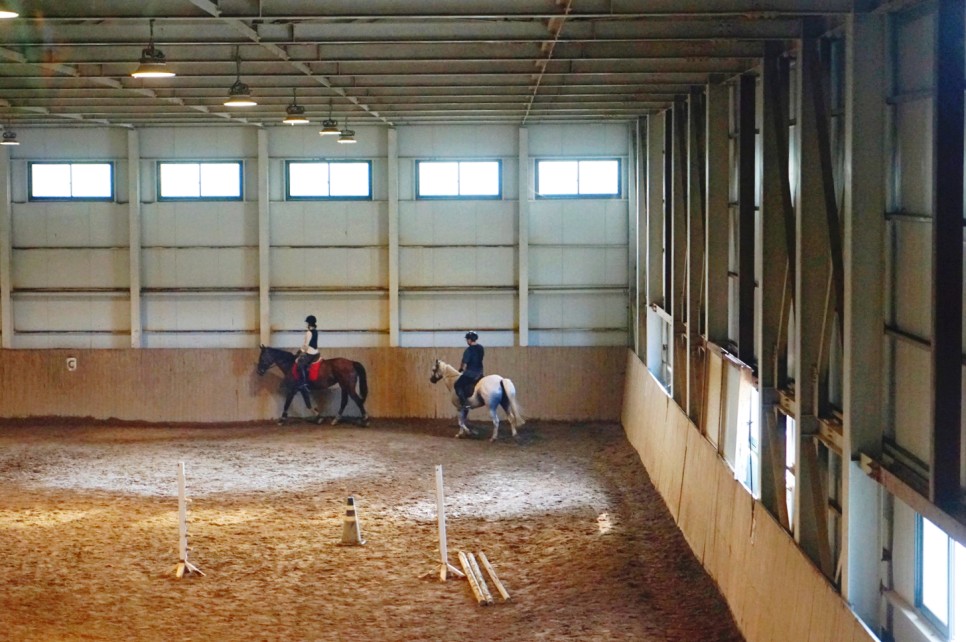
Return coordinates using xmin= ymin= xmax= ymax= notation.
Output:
xmin=173 ymin=560 xmax=205 ymax=578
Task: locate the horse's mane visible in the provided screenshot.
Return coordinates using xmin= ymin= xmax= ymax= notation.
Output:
xmin=264 ymin=345 xmax=296 ymax=364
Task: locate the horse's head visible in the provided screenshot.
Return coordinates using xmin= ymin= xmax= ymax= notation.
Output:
xmin=256 ymin=344 xmax=273 ymax=375
xmin=430 ymin=359 xmax=443 ymax=383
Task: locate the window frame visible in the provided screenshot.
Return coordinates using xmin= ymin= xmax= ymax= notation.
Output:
xmin=27 ymin=161 xmax=116 ymax=202
xmin=415 ymin=159 xmax=503 ymax=200
xmin=284 ymin=159 xmax=373 ymax=201
xmin=156 ymin=160 xmax=244 ymax=202
xmin=534 ymin=157 xmax=623 ymax=199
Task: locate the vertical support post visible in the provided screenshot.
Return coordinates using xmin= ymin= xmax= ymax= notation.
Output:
xmin=759 ymin=45 xmax=793 ymax=529
xmin=0 ymin=141 xmax=12 ymax=348
xmin=931 ymin=0 xmax=964 ymax=508
xmin=630 ymin=119 xmax=643 ymax=356
xmin=127 ymin=130 xmax=142 ymax=348
xmin=518 ymin=127 xmax=529 ymax=347
xmin=646 ymin=112 xmax=667 ymax=376
xmin=388 ymin=128 xmax=400 ymax=346
xmin=671 ymin=98 xmax=689 ymax=408
xmin=737 ymin=73 xmax=757 ymax=367
xmin=842 ymin=11 xmax=886 ymax=624
xmin=797 ymin=27 xmax=835 ymax=578
xmin=687 ymin=88 xmax=705 ymax=422
xmin=705 ymin=82 xmax=731 ymax=345
xmin=257 ymin=130 xmax=271 ymax=346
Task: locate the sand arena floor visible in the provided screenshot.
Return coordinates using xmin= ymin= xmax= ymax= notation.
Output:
xmin=0 ymin=418 xmax=743 ymax=642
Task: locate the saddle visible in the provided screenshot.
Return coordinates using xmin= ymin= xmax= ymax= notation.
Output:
xmin=292 ymin=353 xmax=324 ymax=383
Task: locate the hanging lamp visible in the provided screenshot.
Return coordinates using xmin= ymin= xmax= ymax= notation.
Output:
xmin=283 ymin=89 xmax=309 ymax=125
xmin=224 ymin=47 xmax=256 ymax=107
xmin=319 ymin=101 xmax=340 ymax=136
xmin=131 ymin=19 xmax=175 ymax=78
xmin=337 ymin=118 xmax=356 ymax=144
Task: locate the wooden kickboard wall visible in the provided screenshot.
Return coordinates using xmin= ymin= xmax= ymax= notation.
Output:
xmin=621 ymin=350 xmax=878 ymax=642
xmin=0 ymin=346 xmax=625 ymax=423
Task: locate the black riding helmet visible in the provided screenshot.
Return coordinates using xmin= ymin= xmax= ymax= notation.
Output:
xmin=305 ymin=315 xmax=317 ymax=326
xmin=465 ymin=331 xmax=478 ymax=341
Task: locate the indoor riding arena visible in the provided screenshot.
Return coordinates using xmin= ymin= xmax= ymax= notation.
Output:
xmin=0 ymin=349 xmax=744 ymax=641
xmin=0 ymin=3 xmax=960 ymax=642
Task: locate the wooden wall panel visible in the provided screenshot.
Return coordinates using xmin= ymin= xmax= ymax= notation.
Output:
xmin=0 ymin=346 xmax=625 ymax=423
xmin=620 ymin=351 xmax=877 ymax=642
xmin=677 ymin=426 xmax=717 ymax=561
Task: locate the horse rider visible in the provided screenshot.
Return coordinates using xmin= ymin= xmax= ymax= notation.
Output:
xmin=296 ymin=315 xmax=320 ymax=392
xmin=456 ymin=331 xmax=484 ymax=411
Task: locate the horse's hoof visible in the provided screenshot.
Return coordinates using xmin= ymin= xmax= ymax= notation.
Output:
xmin=360 ymin=418 xmax=370 ymax=427
xmin=330 ymin=417 xmax=341 ymax=426
xmin=315 ymin=416 xmax=325 ymax=425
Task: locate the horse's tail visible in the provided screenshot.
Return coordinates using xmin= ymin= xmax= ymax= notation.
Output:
xmin=354 ymin=361 xmax=369 ymax=401
xmin=500 ymin=378 xmax=525 ymax=426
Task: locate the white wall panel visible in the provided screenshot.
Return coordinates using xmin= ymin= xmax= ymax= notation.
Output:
xmin=894 ymin=99 xmax=933 ymax=215
xmin=142 ymin=202 xmax=257 ymax=247
xmin=12 ymin=203 xmax=128 ymax=247
xmin=13 ymin=294 xmax=129 ymax=332
xmin=892 ymin=222 xmax=932 ymax=338
xmin=271 ymin=247 xmax=387 ymax=288
xmin=529 ymin=247 xmax=627 ymax=286
xmin=398 ymin=125 xmax=517 ymax=157
xmin=272 ymin=295 xmax=387 ymax=333
xmin=528 ymin=123 xmax=629 ymax=155
xmin=530 ymin=291 xmax=627 ymax=329
xmin=142 ymin=248 xmax=257 ymax=288
xmin=12 ymin=249 xmax=129 ymax=289
xmin=892 ymin=341 xmax=932 ymax=466
xmin=19 ymin=128 xmax=127 ymax=159
xmin=895 ymin=10 xmax=934 ymax=94
xmin=142 ymin=293 xmax=256 ymax=332
xmin=399 ymin=246 xmax=516 ymax=287
xmin=400 ymin=292 xmax=515 ymax=328
xmin=530 ymin=200 xmax=627 ymax=244
xmin=269 ymin=201 xmax=386 ymax=246
xmin=399 ymin=200 xmax=516 ymax=245
xmin=530 ymin=330 xmax=627 ymax=346
xmin=139 ymin=127 xmax=257 ymax=159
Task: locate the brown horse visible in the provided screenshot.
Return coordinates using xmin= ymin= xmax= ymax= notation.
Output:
xmin=256 ymin=345 xmax=369 ymax=426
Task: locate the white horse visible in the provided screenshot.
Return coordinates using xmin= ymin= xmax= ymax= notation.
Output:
xmin=429 ymin=359 xmax=525 ymax=441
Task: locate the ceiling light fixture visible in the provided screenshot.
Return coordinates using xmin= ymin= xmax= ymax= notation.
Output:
xmin=283 ymin=89 xmax=309 ymax=125
xmin=337 ymin=118 xmax=356 ymax=144
xmin=319 ymin=101 xmax=340 ymax=136
xmin=0 ymin=5 xmax=17 ymax=19
xmin=131 ymin=19 xmax=175 ymax=79
xmin=1 ymin=130 xmax=20 ymax=146
xmin=224 ymin=47 xmax=256 ymax=107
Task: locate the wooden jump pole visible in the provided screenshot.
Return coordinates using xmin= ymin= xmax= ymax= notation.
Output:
xmin=435 ymin=464 xmax=464 ymax=581
xmin=173 ymin=462 xmax=204 ymax=578
xmin=478 ymin=551 xmax=511 ymax=601
xmin=458 ymin=551 xmax=492 ymax=606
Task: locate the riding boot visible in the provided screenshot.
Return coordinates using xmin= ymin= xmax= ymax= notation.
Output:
xmin=298 ymin=368 xmax=310 ymax=392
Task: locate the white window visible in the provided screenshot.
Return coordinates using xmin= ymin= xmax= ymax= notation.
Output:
xmin=918 ymin=515 xmax=966 ymax=640
xmin=416 ymin=160 xmax=501 ymax=198
xmin=158 ymin=161 xmax=242 ymax=200
xmin=536 ymin=159 xmax=621 ymax=198
xmin=286 ymin=161 xmax=372 ymax=199
xmin=29 ymin=162 xmax=114 ymax=200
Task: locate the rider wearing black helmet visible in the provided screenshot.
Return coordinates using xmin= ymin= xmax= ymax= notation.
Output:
xmin=296 ymin=315 xmax=319 ymax=391
xmin=456 ymin=331 xmax=484 ymax=411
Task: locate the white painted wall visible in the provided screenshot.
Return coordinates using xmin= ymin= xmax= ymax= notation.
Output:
xmin=0 ymin=122 xmax=631 ymax=350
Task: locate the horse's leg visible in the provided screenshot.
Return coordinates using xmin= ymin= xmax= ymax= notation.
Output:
xmin=280 ymin=389 xmax=297 ymax=424
xmin=331 ymin=387 xmax=350 ymax=426
xmin=489 ymin=398 xmax=501 ymax=442
xmin=456 ymin=406 xmax=470 ymax=438
xmin=499 ymin=394 xmax=517 ymax=438
xmin=343 ymin=385 xmax=369 ymax=426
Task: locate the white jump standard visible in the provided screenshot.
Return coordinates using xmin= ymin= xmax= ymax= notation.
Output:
xmin=433 ymin=464 xmax=465 ymax=581
xmin=173 ymin=462 xmax=204 ymax=578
